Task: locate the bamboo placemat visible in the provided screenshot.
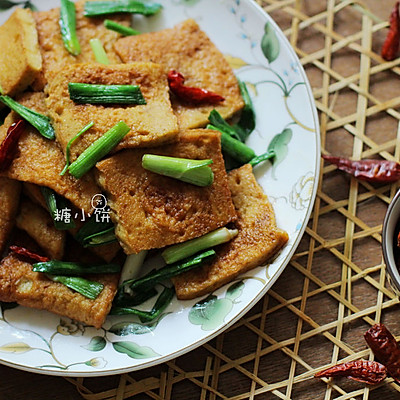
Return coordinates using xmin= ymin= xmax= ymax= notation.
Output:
xmin=66 ymin=0 xmax=400 ymax=398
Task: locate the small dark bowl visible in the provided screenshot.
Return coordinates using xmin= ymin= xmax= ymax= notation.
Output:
xmin=382 ymin=189 xmax=400 ymax=296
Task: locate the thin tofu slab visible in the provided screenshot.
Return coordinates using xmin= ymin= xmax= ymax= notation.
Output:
xmin=45 ymin=63 xmax=178 ymax=161
xmin=16 ymin=199 xmax=65 ymax=260
xmin=0 ymin=178 xmax=21 ymax=254
xmin=0 ymin=252 xmax=118 ymax=328
xmin=114 ymin=19 xmax=244 ymax=129
xmin=33 ymin=0 xmax=130 ymax=89
xmin=0 ymin=92 xmax=100 ymax=214
xmin=96 ymin=129 xmax=237 ymax=254
xmin=172 ymin=164 xmax=289 ymax=300
xmin=0 ymin=8 xmax=42 ymax=96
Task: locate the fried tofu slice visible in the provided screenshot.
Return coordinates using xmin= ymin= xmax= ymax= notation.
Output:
xmin=33 ymin=0 xmax=130 ymax=89
xmin=114 ymin=19 xmax=244 ymax=129
xmin=96 ymin=129 xmax=237 ymax=254
xmin=45 ymin=62 xmax=178 ymax=161
xmin=0 ymin=92 xmax=100 ymax=214
xmin=0 ymin=178 xmax=21 ymax=254
xmin=16 ymin=199 xmax=65 ymax=260
xmin=0 ymin=252 xmax=118 ymax=328
xmin=0 ymin=8 xmax=42 ymax=96
xmin=172 ymin=164 xmax=289 ymax=300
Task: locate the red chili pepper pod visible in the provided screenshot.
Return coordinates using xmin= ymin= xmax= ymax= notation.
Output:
xmin=0 ymin=119 xmax=25 ymax=171
xmin=167 ymin=70 xmax=225 ymax=105
xmin=382 ymin=2 xmax=400 ymax=61
xmin=315 ymin=360 xmax=387 ymax=385
xmin=9 ymin=245 xmax=50 ymax=263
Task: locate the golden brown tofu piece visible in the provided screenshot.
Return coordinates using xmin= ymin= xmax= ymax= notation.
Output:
xmin=172 ymin=164 xmax=289 ymax=300
xmin=0 ymin=92 xmax=100 ymax=214
xmin=96 ymin=129 xmax=237 ymax=254
xmin=114 ymin=19 xmax=244 ymax=129
xmin=0 ymin=8 xmax=42 ymax=96
xmin=0 ymin=253 xmax=118 ymax=328
xmin=45 ymin=62 xmax=178 ymax=161
xmin=16 ymin=199 xmax=65 ymax=260
xmin=22 ymin=182 xmax=48 ymax=209
xmin=33 ymin=0 xmax=130 ymax=89
xmin=0 ymin=178 xmax=21 ymax=254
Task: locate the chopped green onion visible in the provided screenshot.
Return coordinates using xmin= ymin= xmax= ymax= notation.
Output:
xmin=89 ymin=38 xmax=110 ymax=64
xmin=162 ymin=227 xmax=238 ymax=264
xmin=40 ymin=186 xmax=76 ymax=230
xmin=208 ymin=109 xmax=242 ymax=141
xmin=68 ymin=120 xmax=130 ymax=179
xmin=234 ymin=80 xmax=256 ymax=141
xmin=68 ymin=83 xmax=146 ymax=105
xmin=49 ymin=275 xmax=104 ymax=299
xmin=249 ymin=150 xmax=275 ymax=167
xmin=82 ymin=226 xmax=117 ymax=247
xmin=0 ymin=95 xmax=55 ymax=140
xmin=33 ymin=260 xmax=121 ymax=275
xmin=104 ymin=19 xmax=140 ymax=36
xmin=84 ymin=1 xmax=162 ymax=17
xmin=113 ymin=287 xmax=158 ymax=308
xmin=142 ymin=154 xmax=214 ymax=187
xmin=60 ymin=0 xmax=81 ymax=56
xmin=207 ymin=124 xmax=255 ymax=164
xmin=75 ymin=214 xmax=114 ymax=245
xmin=60 ymin=121 xmax=94 ymax=176
xmin=122 ymin=249 xmax=216 ymax=292
xmin=119 ymin=251 xmax=148 ymax=288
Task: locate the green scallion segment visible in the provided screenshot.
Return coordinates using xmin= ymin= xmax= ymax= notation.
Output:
xmin=234 ymin=80 xmax=256 ymax=141
xmin=84 ymin=0 xmax=162 ymax=17
xmin=68 ymin=83 xmax=146 ymax=105
xmin=49 ymin=275 xmax=104 ymax=299
xmin=208 ymin=109 xmax=242 ymax=141
xmin=75 ymin=214 xmax=114 ymax=245
xmin=162 ymin=227 xmax=238 ymax=265
xmin=104 ymin=19 xmax=140 ymax=36
xmin=122 ymin=249 xmax=216 ymax=293
xmin=68 ymin=120 xmax=130 ymax=179
xmin=33 ymin=260 xmax=121 ymax=275
xmin=40 ymin=186 xmax=76 ymax=230
xmin=207 ymin=124 xmax=255 ymax=164
xmin=89 ymin=38 xmax=110 ymax=64
xmin=60 ymin=121 xmax=94 ymax=176
xmin=60 ymin=0 xmax=81 ymax=56
xmin=0 ymin=95 xmax=55 ymax=140
xmin=142 ymin=154 xmax=214 ymax=187
xmin=83 ymin=226 xmax=117 ymax=247
xmin=249 ymin=150 xmax=275 ymax=167
xmin=114 ymin=287 xmax=157 ymax=308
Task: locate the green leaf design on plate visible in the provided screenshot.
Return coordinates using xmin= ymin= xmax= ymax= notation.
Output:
xmin=189 ymin=294 xmax=233 ymax=331
xmin=112 ymin=341 xmax=159 ymax=359
xmin=82 ymin=336 xmax=106 ymax=352
xmin=267 ymin=128 xmax=293 ymax=178
xmin=261 ymin=22 xmax=280 ymax=63
xmin=225 ymin=281 xmax=245 ymax=301
xmin=0 ymin=342 xmax=32 ymax=353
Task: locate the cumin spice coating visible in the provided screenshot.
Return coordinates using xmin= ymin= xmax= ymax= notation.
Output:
xmin=114 ymin=19 xmax=244 ymax=129
xmin=45 ymin=62 xmax=178 ymax=162
xmin=0 ymin=253 xmax=118 ymax=329
xmin=33 ymin=0 xmax=130 ymax=90
xmin=0 ymin=8 xmax=42 ymax=97
xmin=0 ymin=178 xmax=21 ymax=254
xmin=0 ymin=92 xmax=99 ymax=214
xmin=96 ymin=129 xmax=237 ymax=254
xmin=172 ymin=164 xmax=289 ymax=300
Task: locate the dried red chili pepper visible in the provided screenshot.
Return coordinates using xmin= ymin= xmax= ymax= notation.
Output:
xmin=364 ymin=323 xmax=400 ymax=383
xmin=322 ymin=154 xmax=400 ymax=183
xmin=314 ymin=360 xmax=387 ymax=384
xmin=0 ymin=119 xmax=25 ymax=171
xmin=9 ymin=245 xmax=50 ymax=263
xmin=382 ymin=2 xmax=400 ymax=61
xmin=167 ymin=70 xmax=225 ymax=105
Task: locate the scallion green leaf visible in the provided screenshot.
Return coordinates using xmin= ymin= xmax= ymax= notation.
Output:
xmin=233 ymin=80 xmax=256 ymax=141
xmin=142 ymin=154 xmax=214 ymax=187
xmin=82 ymin=226 xmax=117 ymax=247
xmin=68 ymin=83 xmax=146 ymax=105
xmin=90 ymin=38 xmax=110 ymax=64
xmin=0 ymin=95 xmax=55 ymax=140
xmin=75 ymin=214 xmax=114 ymax=245
xmin=104 ymin=19 xmax=140 ymax=36
xmin=60 ymin=0 xmax=81 ymax=56
xmin=33 ymin=260 xmax=121 ymax=275
xmin=49 ymin=275 xmax=104 ymax=299
xmin=68 ymin=120 xmax=130 ymax=179
xmin=84 ymin=0 xmax=162 ymax=17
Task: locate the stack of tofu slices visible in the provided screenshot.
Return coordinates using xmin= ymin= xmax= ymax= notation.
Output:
xmin=0 ymin=1 xmax=288 ymax=329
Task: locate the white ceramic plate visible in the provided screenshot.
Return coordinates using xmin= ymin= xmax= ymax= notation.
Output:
xmin=0 ymin=0 xmax=320 ymax=376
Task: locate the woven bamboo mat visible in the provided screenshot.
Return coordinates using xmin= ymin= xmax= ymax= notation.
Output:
xmin=67 ymin=0 xmax=400 ymax=398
